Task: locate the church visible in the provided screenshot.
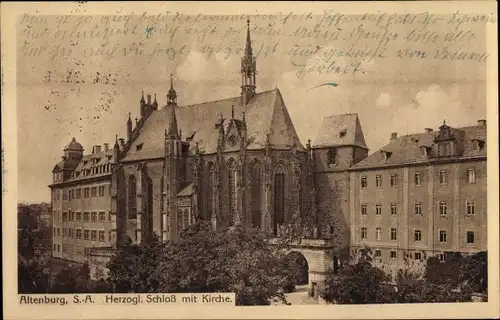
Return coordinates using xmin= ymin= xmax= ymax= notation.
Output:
xmin=110 ymin=20 xmax=340 ymax=245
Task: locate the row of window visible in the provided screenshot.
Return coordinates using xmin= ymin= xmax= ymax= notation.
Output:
xmin=360 ymin=227 xmax=476 ymax=244
xmin=55 ymin=227 xmax=113 ymax=242
xmin=61 ymin=211 xmax=112 ymax=223
xmin=372 ymin=250 xmax=447 ymax=262
xmin=53 ymin=185 xmax=109 ymax=201
xmin=360 ymin=168 xmax=477 ymax=189
xmin=360 ymin=200 xmax=477 ymax=216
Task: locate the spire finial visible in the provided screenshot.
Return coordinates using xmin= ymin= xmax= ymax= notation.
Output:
xmin=154 ymin=94 xmax=157 ymax=101
xmin=170 ymin=74 xmax=173 ymax=90
xmin=231 ymin=105 xmax=235 ymax=119
xmin=443 ymin=119 xmax=446 ymax=125
xmin=141 ymin=91 xmax=145 ymax=103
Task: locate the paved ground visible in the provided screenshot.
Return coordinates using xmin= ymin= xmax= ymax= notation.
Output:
xmin=284 ymin=285 xmax=318 ymax=305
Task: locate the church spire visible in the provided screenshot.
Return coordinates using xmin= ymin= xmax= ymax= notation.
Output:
xmin=240 ymin=18 xmax=256 ymax=106
xmin=166 ymin=102 xmax=179 ymax=139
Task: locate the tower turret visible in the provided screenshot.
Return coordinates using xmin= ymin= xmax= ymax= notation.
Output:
xmin=127 ymin=112 xmax=133 ymax=140
xmin=167 ymin=74 xmax=177 ymax=105
xmin=240 ymin=19 xmax=256 ymax=106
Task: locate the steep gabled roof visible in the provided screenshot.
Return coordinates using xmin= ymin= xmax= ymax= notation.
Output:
xmin=351 ymin=125 xmax=487 ymax=170
xmin=313 ymin=113 xmax=368 ymax=149
xmin=121 ymin=89 xmax=305 ymax=162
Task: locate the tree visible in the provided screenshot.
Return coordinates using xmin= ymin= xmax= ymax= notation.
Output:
xmin=460 ymin=251 xmax=487 ymax=295
xmin=321 ymin=248 xmax=394 ymax=304
xmin=154 ymin=221 xmax=293 ymax=305
xmin=107 ymin=234 xmax=164 ymax=293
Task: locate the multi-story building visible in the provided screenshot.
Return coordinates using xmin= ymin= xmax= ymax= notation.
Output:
xmin=346 ymin=120 xmax=487 ymax=276
xmin=49 ymin=141 xmax=116 ymax=268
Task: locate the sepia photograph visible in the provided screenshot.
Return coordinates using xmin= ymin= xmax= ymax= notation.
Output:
xmin=2 ymin=1 xmax=499 ymax=319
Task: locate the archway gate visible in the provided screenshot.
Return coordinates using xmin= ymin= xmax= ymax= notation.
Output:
xmin=270 ymin=238 xmax=345 ymax=300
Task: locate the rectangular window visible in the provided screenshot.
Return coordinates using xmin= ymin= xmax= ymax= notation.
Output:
xmin=361 ymin=227 xmax=367 ymax=240
xmin=376 ymin=204 xmax=382 ymax=215
xmin=415 ymin=202 xmax=422 ymax=215
xmin=390 ymin=203 xmax=397 ymax=215
xmin=76 ymin=229 xmax=82 ymax=239
xmin=390 ymin=228 xmax=397 ymax=240
xmin=63 ymin=228 xmax=67 ymax=237
xmin=70 ymin=211 xmax=74 ymax=221
xmin=99 ymin=212 xmax=106 ymax=222
xmin=57 ymin=244 xmax=60 ymax=252
xmin=57 ymin=227 xmax=60 ymax=236
xmin=91 ymin=230 xmax=97 ymax=241
xmin=62 ymin=212 xmax=68 ymax=222
xmin=99 ymin=230 xmax=105 ymax=242
xmin=439 ymin=201 xmax=447 ymax=215
xmin=68 ymin=228 xmax=72 ymax=238
xmin=375 ymin=228 xmax=381 ymax=240
xmin=91 ymin=212 xmax=97 ymax=222
xmin=467 ymin=168 xmax=476 ymax=183
xmin=466 ymin=231 xmax=475 ymax=244
xmin=438 ymin=253 xmax=447 ymax=263
xmin=84 ymin=212 xmax=90 ymax=222
xmin=63 ymin=190 xmax=68 ymax=200
xmin=374 ymin=250 xmax=381 ymax=258
xmin=390 ymin=250 xmax=397 ymax=259
xmin=76 ymin=189 xmax=81 ymax=199
xmin=361 ymin=176 xmax=368 ymax=189
xmin=390 ymin=174 xmax=398 ymax=187
xmin=414 ymin=252 xmax=422 ymax=260
xmin=375 ymin=175 xmax=382 ymax=187
xmin=91 ymin=187 xmax=97 ymax=197
xmin=466 ymin=200 xmax=475 ymax=215
xmin=414 ymin=172 xmax=422 ymax=186
xmin=98 ymin=186 xmax=104 ymax=197
xmin=63 ymin=244 xmax=68 ymax=253
xmin=361 ymin=204 xmax=367 ymax=216
xmin=439 ymin=170 xmax=448 ymax=184
xmin=76 ymin=212 xmax=82 ymax=221
xmin=84 ymin=230 xmax=90 ymax=240
xmin=439 ymin=230 xmax=447 ymax=243
xmin=414 ymin=230 xmax=422 ymax=242
xmin=84 ymin=188 xmax=89 ymax=198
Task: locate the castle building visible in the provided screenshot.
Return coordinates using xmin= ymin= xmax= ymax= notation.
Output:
xmin=48 ymin=19 xmax=487 ymax=287
xmin=49 ymin=139 xmax=117 ymax=269
xmin=347 ymin=120 xmax=487 ymax=276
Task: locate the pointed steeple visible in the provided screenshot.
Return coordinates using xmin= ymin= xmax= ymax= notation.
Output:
xmin=167 ymin=74 xmax=177 ymax=105
xmin=245 ymin=18 xmax=252 ymax=57
xmin=127 ymin=112 xmax=133 ymax=140
xmin=166 ymin=101 xmax=179 ymax=139
xmin=240 ymin=18 xmax=256 ymax=106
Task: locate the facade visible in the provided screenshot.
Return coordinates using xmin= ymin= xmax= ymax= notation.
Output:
xmin=48 ymin=140 xmax=117 ymax=265
xmin=347 ymin=121 xmax=487 ymax=276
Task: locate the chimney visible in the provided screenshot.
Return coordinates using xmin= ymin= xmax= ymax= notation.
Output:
xmin=103 ymin=143 xmax=109 ymax=152
xmin=93 ymin=145 xmax=102 ymax=154
xmin=390 ymin=132 xmax=398 ymax=140
xmin=477 ymin=119 xmax=486 ymax=126
xmin=119 ymin=138 xmax=125 ymax=147
xmin=147 ymin=94 xmax=151 ymax=104
xmin=425 ymin=128 xmax=433 ymax=133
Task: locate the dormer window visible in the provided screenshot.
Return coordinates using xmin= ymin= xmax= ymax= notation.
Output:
xmin=420 ymin=146 xmax=431 ymax=156
xmin=327 ymin=148 xmax=337 ymax=167
xmin=381 ymin=150 xmax=392 ymax=161
xmin=136 ymin=143 xmax=144 ymax=151
xmin=437 ymin=142 xmax=452 ymax=156
xmin=339 ymin=129 xmax=347 ymax=138
xmin=471 ymin=139 xmax=484 ymax=151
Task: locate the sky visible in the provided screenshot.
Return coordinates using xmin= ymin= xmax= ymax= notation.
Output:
xmin=16 ymin=12 xmax=488 ymax=203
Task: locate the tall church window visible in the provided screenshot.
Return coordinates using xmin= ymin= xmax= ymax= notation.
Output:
xmin=273 ymin=166 xmax=286 ymax=235
xmin=146 ymin=177 xmax=153 ymax=239
xmin=207 ymin=162 xmax=215 ymax=221
xmin=128 ymin=175 xmax=137 ymax=219
xmin=227 ymin=159 xmax=237 ymax=225
xmin=251 ymin=160 xmax=262 ymax=228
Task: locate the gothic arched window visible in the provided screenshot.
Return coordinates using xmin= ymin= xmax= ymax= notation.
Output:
xmin=207 ymin=162 xmax=215 ymax=221
xmin=273 ymin=166 xmax=286 ymax=235
xmin=251 ymin=160 xmax=263 ymax=228
xmin=227 ymin=159 xmax=237 ymax=225
xmin=128 ymin=175 xmax=137 ymax=219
